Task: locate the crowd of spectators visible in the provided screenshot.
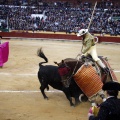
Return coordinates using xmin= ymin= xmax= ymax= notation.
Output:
xmin=0 ymin=0 xmax=120 ymax=36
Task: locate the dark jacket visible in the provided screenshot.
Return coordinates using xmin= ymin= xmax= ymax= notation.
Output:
xmin=89 ymin=97 xmax=120 ymax=120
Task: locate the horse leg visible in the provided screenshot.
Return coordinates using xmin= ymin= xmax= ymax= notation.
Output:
xmin=88 ymin=95 xmax=97 ymax=107
xmin=98 ymin=90 xmax=106 ymax=102
xmin=89 ymin=92 xmax=106 ymax=107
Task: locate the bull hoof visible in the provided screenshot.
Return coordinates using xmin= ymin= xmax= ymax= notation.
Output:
xmin=75 ymin=99 xmax=81 ymax=106
xmin=71 ymin=104 xmax=75 ymax=107
xmin=44 ymin=97 xmax=49 ymax=100
xmin=70 ymin=103 xmax=75 ymax=107
xmin=75 ymin=101 xmax=81 ymax=106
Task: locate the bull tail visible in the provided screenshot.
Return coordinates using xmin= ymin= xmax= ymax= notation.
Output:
xmin=37 ymin=47 xmax=48 ymax=66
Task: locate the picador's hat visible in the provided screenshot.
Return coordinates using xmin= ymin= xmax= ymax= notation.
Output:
xmin=77 ymin=29 xmax=88 ymax=36
xmin=102 ymin=81 xmax=120 ymax=91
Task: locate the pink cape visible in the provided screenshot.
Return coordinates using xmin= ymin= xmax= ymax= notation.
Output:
xmin=0 ymin=42 xmax=9 ymax=67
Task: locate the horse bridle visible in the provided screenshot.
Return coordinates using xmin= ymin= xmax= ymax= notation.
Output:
xmin=61 ymin=60 xmax=79 ymax=84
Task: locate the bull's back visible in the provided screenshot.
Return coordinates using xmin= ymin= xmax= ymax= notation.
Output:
xmin=38 ymin=65 xmax=63 ymax=90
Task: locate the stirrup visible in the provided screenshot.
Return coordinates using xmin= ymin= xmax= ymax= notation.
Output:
xmin=103 ymin=67 xmax=109 ymax=74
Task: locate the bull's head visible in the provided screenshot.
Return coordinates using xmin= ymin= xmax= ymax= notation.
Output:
xmin=54 ymin=60 xmax=71 ymax=88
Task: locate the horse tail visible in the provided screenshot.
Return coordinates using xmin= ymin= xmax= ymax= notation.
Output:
xmin=37 ymin=47 xmax=48 ymax=66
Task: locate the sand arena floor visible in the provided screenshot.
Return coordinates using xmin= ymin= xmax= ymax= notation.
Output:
xmin=0 ymin=39 xmax=120 ymax=120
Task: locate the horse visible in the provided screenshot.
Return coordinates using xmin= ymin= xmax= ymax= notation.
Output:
xmin=54 ymin=55 xmax=118 ymax=105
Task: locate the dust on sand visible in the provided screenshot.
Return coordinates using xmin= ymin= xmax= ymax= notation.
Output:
xmin=0 ymin=39 xmax=120 ymax=120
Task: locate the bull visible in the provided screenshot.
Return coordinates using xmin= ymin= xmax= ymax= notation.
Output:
xmin=37 ymin=48 xmax=87 ymax=106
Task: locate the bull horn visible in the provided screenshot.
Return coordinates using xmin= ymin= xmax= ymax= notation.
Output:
xmin=54 ymin=61 xmax=59 ymax=65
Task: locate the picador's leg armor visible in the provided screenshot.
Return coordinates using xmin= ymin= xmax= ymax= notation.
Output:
xmin=97 ymin=60 xmax=109 ymax=74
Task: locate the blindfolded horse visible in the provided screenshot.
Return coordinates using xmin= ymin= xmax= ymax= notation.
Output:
xmin=54 ymin=55 xmax=118 ymax=105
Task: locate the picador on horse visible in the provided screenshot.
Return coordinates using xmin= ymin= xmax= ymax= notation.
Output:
xmin=77 ymin=29 xmax=109 ymax=74
xmin=54 ymin=29 xmax=118 ymax=106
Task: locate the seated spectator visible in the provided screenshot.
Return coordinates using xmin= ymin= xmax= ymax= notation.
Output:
xmin=0 ymin=0 xmax=120 ymax=35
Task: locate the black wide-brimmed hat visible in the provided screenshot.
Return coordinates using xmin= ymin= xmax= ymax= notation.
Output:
xmin=102 ymin=81 xmax=120 ymax=91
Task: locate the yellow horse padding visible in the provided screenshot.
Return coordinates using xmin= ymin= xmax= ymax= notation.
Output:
xmin=73 ymin=64 xmax=103 ymax=98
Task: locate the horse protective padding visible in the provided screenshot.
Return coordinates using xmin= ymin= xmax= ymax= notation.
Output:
xmin=100 ymin=57 xmax=118 ymax=81
xmin=73 ymin=64 xmax=103 ymax=98
xmin=0 ymin=42 xmax=9 ymax=66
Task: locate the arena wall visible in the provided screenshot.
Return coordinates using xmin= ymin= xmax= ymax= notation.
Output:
xmin=1 ymin=32 xmax=120 ymax=43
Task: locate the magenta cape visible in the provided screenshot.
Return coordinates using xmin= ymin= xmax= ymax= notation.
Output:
xmin=0 ymin=42 xmax=9 ymax=66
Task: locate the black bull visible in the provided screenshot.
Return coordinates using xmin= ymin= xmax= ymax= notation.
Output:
xmin=37 ymin=48 xmax=87 ymax=106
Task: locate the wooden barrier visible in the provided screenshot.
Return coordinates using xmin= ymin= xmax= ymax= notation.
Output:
xmin=0 ymin=32 xmax=120 ymax=43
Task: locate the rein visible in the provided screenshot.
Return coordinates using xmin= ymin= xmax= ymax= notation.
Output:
xmin=62 ymin=59 xmax=79 ymax=83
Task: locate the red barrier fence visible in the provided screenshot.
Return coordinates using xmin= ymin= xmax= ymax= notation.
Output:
xmin=0 ymin=32 xmax=120 ymax=43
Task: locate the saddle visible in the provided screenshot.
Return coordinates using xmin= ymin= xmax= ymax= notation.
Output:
xmin=81 ymin=55 xmax=107 ymax=73
xmin=80 ymin=55 xmax=117 ymax=82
